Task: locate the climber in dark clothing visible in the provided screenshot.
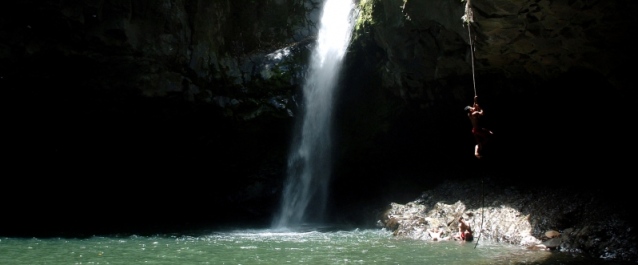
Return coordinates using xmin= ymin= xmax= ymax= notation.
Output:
xmin=465 ymin=96 xmax=493 ymax=159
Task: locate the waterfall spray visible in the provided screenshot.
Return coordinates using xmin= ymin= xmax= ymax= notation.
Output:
xmin=273 ymin=0 xmax=358 ymax=229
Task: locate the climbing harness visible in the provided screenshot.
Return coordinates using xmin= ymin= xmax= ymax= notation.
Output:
xmin=463 ymin=0 xmax=485 ymax=249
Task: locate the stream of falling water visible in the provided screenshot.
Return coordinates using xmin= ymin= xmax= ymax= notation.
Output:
xmin=272 ymin=0 xmax=358 ymax=229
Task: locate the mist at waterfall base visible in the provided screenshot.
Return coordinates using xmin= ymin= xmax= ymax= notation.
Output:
xmin=271 ymin=0 xmax=357 ymax=230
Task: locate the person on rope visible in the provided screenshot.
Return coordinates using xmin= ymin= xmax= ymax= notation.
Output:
xmin=465 ymin=96 xmax=493 ymax=159
xmin=456 ymin=216 xmax=474 ymax=241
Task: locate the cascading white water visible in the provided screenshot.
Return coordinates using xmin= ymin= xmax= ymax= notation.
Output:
xmin=273 ymin=0 xmax=358 ymax=229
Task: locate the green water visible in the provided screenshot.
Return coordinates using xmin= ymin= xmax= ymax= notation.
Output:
xmin=0 ymin=228 xmax=624 ymax=265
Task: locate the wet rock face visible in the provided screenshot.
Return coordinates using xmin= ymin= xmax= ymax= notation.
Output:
xmin=378 ymin=179 xmax=638 ymax=263
xmin=4 ymin=0 xmax=635 ymax=114
xmin=357 ymin=0 xmax=637 ymax=104
xmin=3 ymin=0 xmax=635 ymax=130
xmin=1 ymin=0 xmax=321 ymax=118
xmin=1 ymin=0 xmax=322 ymax=235
xmin=471 ymin=0 xmax=635 ymax=84
xmin=338 ymin=0 xmax=636 ymax=197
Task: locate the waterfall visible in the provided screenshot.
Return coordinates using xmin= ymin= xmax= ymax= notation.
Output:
xmin=273 ymin=0 xmax=358 ymax=229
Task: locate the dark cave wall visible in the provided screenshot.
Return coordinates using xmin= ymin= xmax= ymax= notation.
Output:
xmin=1 ymin=0 xmax=637 ymax=237
xmin=1 ymin=0 xmax=311 ymax=236
xmin=333 ymin=0 xmax=637 ymax=187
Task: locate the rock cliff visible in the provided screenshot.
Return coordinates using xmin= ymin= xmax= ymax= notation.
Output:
xmin=377 ymin=178 xmax=637 ymax=262
xmin=1 ymin=0 xmax=636 ymax=262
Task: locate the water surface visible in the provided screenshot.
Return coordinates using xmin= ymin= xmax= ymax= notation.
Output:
xmin=0 ymin=228 xmax=625 ymax=265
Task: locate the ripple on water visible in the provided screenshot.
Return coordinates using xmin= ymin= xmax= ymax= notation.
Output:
xmin=0 ymin=230 xmax=625 ymax=265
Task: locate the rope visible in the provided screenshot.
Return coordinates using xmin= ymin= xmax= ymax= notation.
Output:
xmin=468 ymin=25 xmax=477 ymax=97
xmin=463 ymin=0 xmax=478 ymax=98
xmin=463 ymin=3 xmax=484 ymax=248
xmin=474 ymin=177 xmax=485 ymax=249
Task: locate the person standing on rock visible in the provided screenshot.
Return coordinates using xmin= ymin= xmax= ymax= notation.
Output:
xmin=457 ymin=216 xmax=474 ymax=241
xmin=465 ymin=96 xmax=493 ymax=159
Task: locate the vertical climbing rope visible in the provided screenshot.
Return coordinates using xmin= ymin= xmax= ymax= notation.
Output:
xmin=463 ymin=0 xmax=485 ymax=249
xmin=468 ymin=27 xmax=477 ymax=98
xmin=463 ymin=0 xmax=477 ymax=98
xmin=474 ymin=177 xmax=485 ymax=249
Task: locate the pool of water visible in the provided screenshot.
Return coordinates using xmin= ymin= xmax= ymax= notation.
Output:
xmin=0 ymin=228 xmax=627 ymax=265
